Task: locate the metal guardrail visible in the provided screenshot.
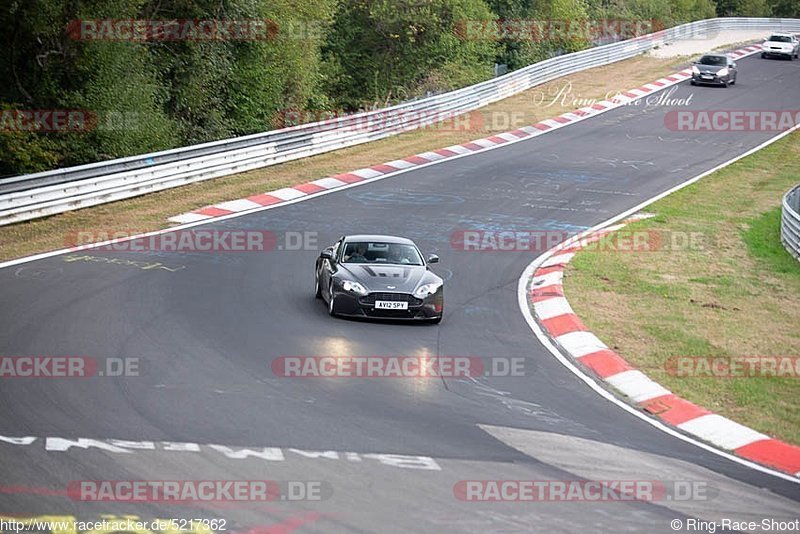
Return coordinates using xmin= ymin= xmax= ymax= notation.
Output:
xmin=782 ymin=184 xmax=800 ymax=261
xmin=2 ymin=17 xmax=800 ymax=226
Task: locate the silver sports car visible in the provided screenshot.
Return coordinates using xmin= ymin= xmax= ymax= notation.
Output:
xmin=315 ymin=235 xmax=444 ymax=323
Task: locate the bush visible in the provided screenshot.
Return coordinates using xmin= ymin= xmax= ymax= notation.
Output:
xmin=320 ymin=0 xmax=498 ymax=109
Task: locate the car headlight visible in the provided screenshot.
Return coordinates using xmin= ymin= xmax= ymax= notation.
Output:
xmin=414 ymin=282 xmax=442 ymax=299
xmin=717 ymin=68 xmax=729 ymax=77
xmin=342 ymin=280 xmax=367 ymax=295
xmin=691 ymin=65 xmax=700 ymax=74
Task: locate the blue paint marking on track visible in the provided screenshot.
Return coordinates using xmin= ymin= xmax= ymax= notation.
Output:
xmin=456 ymin=216 xmax=588 ymax=234
xmin=346 ymin=191 xmax=466 ymax=205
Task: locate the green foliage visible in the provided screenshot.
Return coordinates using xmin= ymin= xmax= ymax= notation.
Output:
xmin=1 ymin=0 xmax=783 ymax=177
xmin=585 ymin=0 xmax=718 ymax=27
xmin=716 ymin=0 xmax=772 ymax=15
xmin=767 ymin=0 xmax=800 ymax=16
xmin=0 ymin=123 xmax=64 ymax=176
xmin=70 ymin=40 xmax=179 ymax=160
xmin=0 ymin=0 xmax=335 ymax=174
xmin=1 ymin=0 xmax=177 ymax=171
xmin=668 ymin=0 xmax=717 ymax=22
xmin=482 ymin=0 xmax=591 ymax=70
xmin=226 ymin=0 xmax=336 ymax=135
xmin=737 ymin=0 xmax=772 ymax=16
xmin=320 ymin=0 xmax=498 ymax=109
xmin=742 ymin=207 xmax=800 ymax=277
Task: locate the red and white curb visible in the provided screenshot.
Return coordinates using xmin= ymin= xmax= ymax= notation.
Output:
xmin=528 ymin=215 xmax=800 ymax=478
xmin=169 ymin=45 xmax=763 ymax=224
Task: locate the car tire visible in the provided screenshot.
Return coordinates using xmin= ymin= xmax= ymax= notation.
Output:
xmin=690 ymin=80 xmax=696 ymax=86
xmin=328 ymin=285 xmax=336 ymax=316
xmin=761 ymin=52 xmax=766 ymax=58
xmin=315 ymin=271 xmax=322 ymax=299
xmin=730 ymin=77 xmax=735 ymax=85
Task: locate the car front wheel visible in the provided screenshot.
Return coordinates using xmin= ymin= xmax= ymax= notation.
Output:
xmin=315 ymin=269 xmax=322 ymax=299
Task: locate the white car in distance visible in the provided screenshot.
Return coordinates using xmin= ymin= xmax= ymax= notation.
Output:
xmin=761 ymin=33 xmax=800 ymax=60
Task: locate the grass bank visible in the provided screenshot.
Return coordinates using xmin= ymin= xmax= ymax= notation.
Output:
xmin=565 ymin=131 xmax=800 ymax=444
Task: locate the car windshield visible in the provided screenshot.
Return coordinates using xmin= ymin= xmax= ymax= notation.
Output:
xmin=769 ymin=35 xmax=792 ymax=43
xmin=698 ymin=56 xmax=727 ymax=66
xmin=342 ymin=241 xmax=423 ymax=265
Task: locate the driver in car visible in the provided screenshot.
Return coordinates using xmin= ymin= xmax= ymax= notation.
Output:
xmin=345 ymin=243 xmax=368 ymax=262
xmin=388 ymin=245 xmax=411 ymax=264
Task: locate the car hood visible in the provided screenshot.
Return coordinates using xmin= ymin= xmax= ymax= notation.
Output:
xmin=340 ymin=263 xmax=429 ymax=293
xmin=696 ymin=64 xmax=726 ymax=74
xmin=764 ymin=41 xmax=793 ymax=49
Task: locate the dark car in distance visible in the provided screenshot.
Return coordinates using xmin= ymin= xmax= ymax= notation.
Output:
xmin=691 ymin=53 xmax=737 ymax=87
xmin=315 ymin=235 xmax=444 ymax=323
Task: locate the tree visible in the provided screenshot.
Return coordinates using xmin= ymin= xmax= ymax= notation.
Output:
xmin=0 ymin=0 xmax=335 ymax=174
xmin=0 ymin=0 xmax=176 ymax=173
xmin=321 ymin=0 xmax=498 ymax=109
xmin=766 ymin=0 xmax=798 ymax=16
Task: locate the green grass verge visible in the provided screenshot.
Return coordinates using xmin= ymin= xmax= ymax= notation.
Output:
xmin=564 ymin=131 xmax=800 ymax=444
xmin=742 ymin=207 xmax=800 ymax=277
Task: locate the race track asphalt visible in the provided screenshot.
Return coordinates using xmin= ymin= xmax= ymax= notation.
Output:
xmin=1 ymin=51 xmax=799 ymax=533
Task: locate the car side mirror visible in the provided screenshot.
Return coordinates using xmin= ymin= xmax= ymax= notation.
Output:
xmin=320 ymin=249 xmax=334 ymax=260
xmin=427 ymin=254 xmax=439 ymax=264
xmin=731 ymin=62 xmax=737 ymax=68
